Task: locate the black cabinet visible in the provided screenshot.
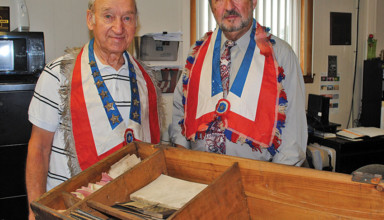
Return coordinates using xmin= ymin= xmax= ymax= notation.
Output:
xmin=360 ymin=59 xmax=384 ymax=127
xmin=0 ymin=83 xmax=35 ymax=220
xmin=308 ymin=135 xmax=384 ymax=174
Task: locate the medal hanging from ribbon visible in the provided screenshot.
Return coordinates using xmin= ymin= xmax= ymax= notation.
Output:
xmin=205 ymin=40 xmax=236 ymax=154
xmin=124 ymin=128 xmax=135 ymax=145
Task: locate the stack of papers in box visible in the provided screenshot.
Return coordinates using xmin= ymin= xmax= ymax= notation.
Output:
xmin=108 ymin=154 xmax=141 ymax=179
xmin=130 ymin=174 xmax=207 ymax=210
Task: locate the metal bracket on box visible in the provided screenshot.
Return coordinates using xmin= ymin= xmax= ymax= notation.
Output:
xmin=352 ymin=171 xmax=384 ymax=191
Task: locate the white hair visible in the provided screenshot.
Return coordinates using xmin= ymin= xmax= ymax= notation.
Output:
xmin=88 ymin=0 xmax=137 ymax=13
xmin=88 ymin=0 xmax=138 ymax=25
xmin=88 ymin=0 xmax=95 ymax=11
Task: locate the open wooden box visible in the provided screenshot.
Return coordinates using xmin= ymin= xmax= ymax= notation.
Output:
xmin=32 ymin=142 xmax=384 ymax=219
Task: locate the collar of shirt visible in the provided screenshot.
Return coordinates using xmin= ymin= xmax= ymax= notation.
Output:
xmin=220 ymin=21 xmax=254 ymax=87
xmin=94 ymin=53 xmax=129 ymax=77
xmin=220 ymin=20 xmax=254 ymax=54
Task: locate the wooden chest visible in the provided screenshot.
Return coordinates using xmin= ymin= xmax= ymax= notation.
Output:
xmin=31 ymin=142 xmax=384 ymax=219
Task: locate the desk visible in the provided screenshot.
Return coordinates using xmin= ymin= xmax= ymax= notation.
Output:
xmin=308 ymin=134 xmax=384 ymax=174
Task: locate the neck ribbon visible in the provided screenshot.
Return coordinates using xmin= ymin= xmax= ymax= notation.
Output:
xmin=212 ymin=19 xmax=256 ymax=98
xmin=88 ymin=38 xmax=141 ymax=130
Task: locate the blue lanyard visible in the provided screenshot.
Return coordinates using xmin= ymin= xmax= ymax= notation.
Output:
xmin=88 ymin=39 xmax=141 ymax=129
xmin=211 ymin=20 xmax=256 ymax=98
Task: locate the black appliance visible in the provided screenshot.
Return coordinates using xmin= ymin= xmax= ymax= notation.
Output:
xmin=360 ymin=59 xmax=384 ymax=127
xmin=0 ymin=32 xmax=44 ymax=219
xmin=306 ymin=94 xmax=339 ymax=133
xmin=307 ymin=93 xmax=330 ymax=125
xmin=0 ymin=31 xmax=45 ymax=77
xmin=0 ymin=83 xmax=35 ymax=219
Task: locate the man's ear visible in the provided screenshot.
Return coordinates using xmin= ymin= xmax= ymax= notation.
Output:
xmin=253 ymin=0 xmax=258 ymax=9
xmin=86 ymin=10 xmax=94 ymax=31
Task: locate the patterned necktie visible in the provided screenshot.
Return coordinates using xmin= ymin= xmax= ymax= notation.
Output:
xmin=206 ymin=40 xmax=235 ymax=154
xmin=220 ymin=40 xmax=235 ymax=98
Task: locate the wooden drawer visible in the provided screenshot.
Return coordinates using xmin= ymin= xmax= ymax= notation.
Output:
xmin=32 ymin=142 xmax=384 ymax=219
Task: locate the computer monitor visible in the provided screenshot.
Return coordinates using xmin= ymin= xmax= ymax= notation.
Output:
xmin=307 ymin=94 xmax=330 ymax=126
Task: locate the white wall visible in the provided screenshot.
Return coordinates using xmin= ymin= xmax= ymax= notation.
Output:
xmin=307 ymin=0 xmax=384 ymax=129
xmin=26 ymin=0 xmax=190 ymax=64
xmin=26 ymin=0 xmax=90 ymax=62
xmin=307 ymin=0 xmax=357 ymax=128
xmin=134 ymin=0 xmax=190 ymax=143
xmin=136 ymin=0 xmax=190 ymax=63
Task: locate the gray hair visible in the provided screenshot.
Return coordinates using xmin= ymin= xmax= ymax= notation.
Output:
xmin=88 ymin=0 xmax=95 ymax=11
xmin=88 ymin=0 xmax=137 ymax=13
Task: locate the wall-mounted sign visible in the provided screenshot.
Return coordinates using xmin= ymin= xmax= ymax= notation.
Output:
xmin=328 ymin=55 xmax=337 ymax=77
xmin=0 ymin=7 xmax=10 ymax=32
xmin=330 ymin=12 xmax=352 ymax=45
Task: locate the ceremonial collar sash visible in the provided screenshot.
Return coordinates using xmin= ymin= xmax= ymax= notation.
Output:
xmin=212 ymin=22 xmax=256 ymax=97
xmin=183 ymin=21 xmax=286 ymax=152
xmin=70 ymin=41 xmax=160 ymax=170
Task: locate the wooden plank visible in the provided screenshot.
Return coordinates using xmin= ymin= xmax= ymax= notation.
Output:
xmin=49 ymin=149 xmax=167 ymax=219
xmin=61 ymin=191 xmax=81 ymax=209
xmin=247 ymin=197 xmax=346 ymax=220
xmin=32 ymin=143 xmax=153 ymax=218
xmin=162 ymin=147 xmax=230 ymax=184
xmin=239 ymin=163 xmax=384 ymax=219
xmin=87 ymin=200 xmax=144 ymax=220
xmin=190 ymin=0 xmax=196 ymax=45
xmin=32 ymin=144 xmax=384 ymax=219
xmin=135 ymin=141 xmax=159 ymax=158
xmin=84 ymin=150 xmax=168 ymax=206
xmin=34 ymin=144 xmax=139 ymax=209
xmin=160 ymin=146 xmax=384 ymax=219
xmin=31 ymin=203 xmax=72 ymax=220
xmin=171 ymin=163 xmax=250 ymax=220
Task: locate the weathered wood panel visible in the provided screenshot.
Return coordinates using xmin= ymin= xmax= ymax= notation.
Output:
xmin=32 ymin=143 xmax=384 ymax=219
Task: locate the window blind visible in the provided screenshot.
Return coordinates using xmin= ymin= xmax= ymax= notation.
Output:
xmin=196 ymin=0 xmax=301 ymax=55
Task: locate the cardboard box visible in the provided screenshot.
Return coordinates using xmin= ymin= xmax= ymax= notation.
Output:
xmin=32 ymin=142 xmax=384 ymax=219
